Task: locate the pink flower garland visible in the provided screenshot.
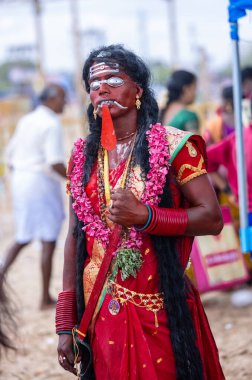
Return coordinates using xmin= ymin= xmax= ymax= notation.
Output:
xmin=70 ymin=123 xmax=170 ymax=251
xmin=127 ymin=123 xmax=170 ymax=249
xmin=70 ymin=139 xmax=111 ymax=247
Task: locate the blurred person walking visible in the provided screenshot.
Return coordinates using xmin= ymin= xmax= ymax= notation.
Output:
xmin=202 ymin=85 xmax=236 ymax=215
xmin=206 ymin=109 xmax=252 ymax=296
xmin=1 ymin=84 xmax=67 ymax=309
xmin=207 ymin=118 xmax=252 ymax=232
xmin=205 ymin=76 xmax=251 ymax=214
xmin=159 ymin=70 xmax=200 ymax=133
xmin=203 ymin=85 xmax=235 ymax=146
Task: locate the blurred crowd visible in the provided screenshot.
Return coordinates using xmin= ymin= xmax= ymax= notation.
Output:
xmin=158 ymin=66 xmax=252 ymax=224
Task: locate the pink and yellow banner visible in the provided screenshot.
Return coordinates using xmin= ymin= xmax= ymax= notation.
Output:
xmin=191 ymin=206 xmax=249 ymax=292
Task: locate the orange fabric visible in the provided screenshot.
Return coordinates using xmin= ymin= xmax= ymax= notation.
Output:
xmin=101 ymin=105 xmax=117 ymax=151
xmin=204 ymin=114 xmax=223 ymax=144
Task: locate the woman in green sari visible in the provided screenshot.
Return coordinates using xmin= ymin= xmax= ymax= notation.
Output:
xmin=159 ymin=70 xmax=199 ymax=133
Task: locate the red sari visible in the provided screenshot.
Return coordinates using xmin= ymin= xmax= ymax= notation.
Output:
xmin=68 ymin=126 xmax=225 ymax=379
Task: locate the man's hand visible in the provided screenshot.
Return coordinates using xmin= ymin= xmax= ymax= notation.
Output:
xmin=57 ymin=334 xmax=79 ymax=376
xmin=108 ymin=188 xmax=148 ymax=227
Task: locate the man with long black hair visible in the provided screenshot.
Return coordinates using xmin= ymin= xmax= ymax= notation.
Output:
xmin=56 ymin=44 xmax=225 ymax=380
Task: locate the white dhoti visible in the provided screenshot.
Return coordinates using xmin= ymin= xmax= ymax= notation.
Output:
xmin=11 ymin=170 xmax=65 ymax=243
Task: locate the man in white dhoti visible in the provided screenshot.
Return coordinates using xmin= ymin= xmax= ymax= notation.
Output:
xmin=2 ymin=84 xmax=67 ymax=309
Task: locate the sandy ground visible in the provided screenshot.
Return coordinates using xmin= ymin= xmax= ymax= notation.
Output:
xmin=1 ymin=185 xmax=252 ymax=380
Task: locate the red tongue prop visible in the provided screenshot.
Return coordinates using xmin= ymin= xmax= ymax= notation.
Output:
xmin=101 ymin=104 xmax=117 ymax=151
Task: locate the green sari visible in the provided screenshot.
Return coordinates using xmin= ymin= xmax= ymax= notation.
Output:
xmin=169 ymin=109 xmax=199 ymax=132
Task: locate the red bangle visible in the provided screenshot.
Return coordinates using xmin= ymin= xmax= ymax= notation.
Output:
xmin=144 ymin=206 xmax=188 ymax=236
xmin=55 ymin=290 xmax=77 ymax=334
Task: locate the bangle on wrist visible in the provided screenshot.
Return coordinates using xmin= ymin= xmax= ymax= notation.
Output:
xmin=55 ymin=290 xmax=77 ymax=334
xmin=144 ymin=206 xmax=188 ymax=236
xmin=57 ymin=330 xmax=73 ymax=335
xmin=135 ymin=205 xmax=152 ymax=231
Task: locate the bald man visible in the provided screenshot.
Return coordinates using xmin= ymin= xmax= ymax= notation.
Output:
xmin=2 ymin=84 xmax=67 ymax=309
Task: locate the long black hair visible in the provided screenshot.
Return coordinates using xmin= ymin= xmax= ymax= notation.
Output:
xmin=159 ymin=70 xmax=197 ymax=124
xmin=75 ymin=44 xmax=204 ymax=380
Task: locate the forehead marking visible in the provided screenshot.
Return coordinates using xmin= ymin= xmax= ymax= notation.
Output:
xmin=89 ymin=61 xmax=119 ymax=79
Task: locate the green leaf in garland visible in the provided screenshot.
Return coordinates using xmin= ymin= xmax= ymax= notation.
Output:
xmin=115 ymin=248 xmax=143 ymax=281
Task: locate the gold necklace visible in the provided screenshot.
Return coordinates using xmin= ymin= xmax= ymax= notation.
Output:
xmin=116 ymin=131 xmax=136 ymax=142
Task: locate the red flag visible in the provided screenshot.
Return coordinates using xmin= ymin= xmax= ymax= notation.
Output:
xmin=101 ymin=104 xmax=117 ymax=151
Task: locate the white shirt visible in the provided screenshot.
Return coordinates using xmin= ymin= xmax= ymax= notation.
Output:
xmin=5 ymin=105 xmax=66 ymax=242
xmin=5 ymin=105 xmax=65 ymax=173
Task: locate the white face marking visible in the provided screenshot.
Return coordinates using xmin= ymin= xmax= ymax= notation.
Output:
xmin=109 ymin=140 xmax=133 ymax=169
xmin=89 ymin=62 xmax=119 ymax=79
xmin=96 ymin=100 xmax=128 ymax=112
xmin=90 ymin=77 xmax=125 ymax=91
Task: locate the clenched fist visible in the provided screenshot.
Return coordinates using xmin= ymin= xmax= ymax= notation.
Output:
xmin=108 ymin=188 xmax=148 ymax=227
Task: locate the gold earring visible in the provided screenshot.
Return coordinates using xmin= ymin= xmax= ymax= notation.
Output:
xmin=93 ymin=108 xmax=97 ymax=120
xmin=135 ymin=95 xmax=141 ymax=110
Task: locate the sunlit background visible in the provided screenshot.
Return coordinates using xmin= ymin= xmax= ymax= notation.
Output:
xmin=1 ymin=4 xmax=252 ymax=246
xmin=0 ymin=1 xmax=251 ymax=143
xmin=0 ymin=0 xmax=252 ymax=146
